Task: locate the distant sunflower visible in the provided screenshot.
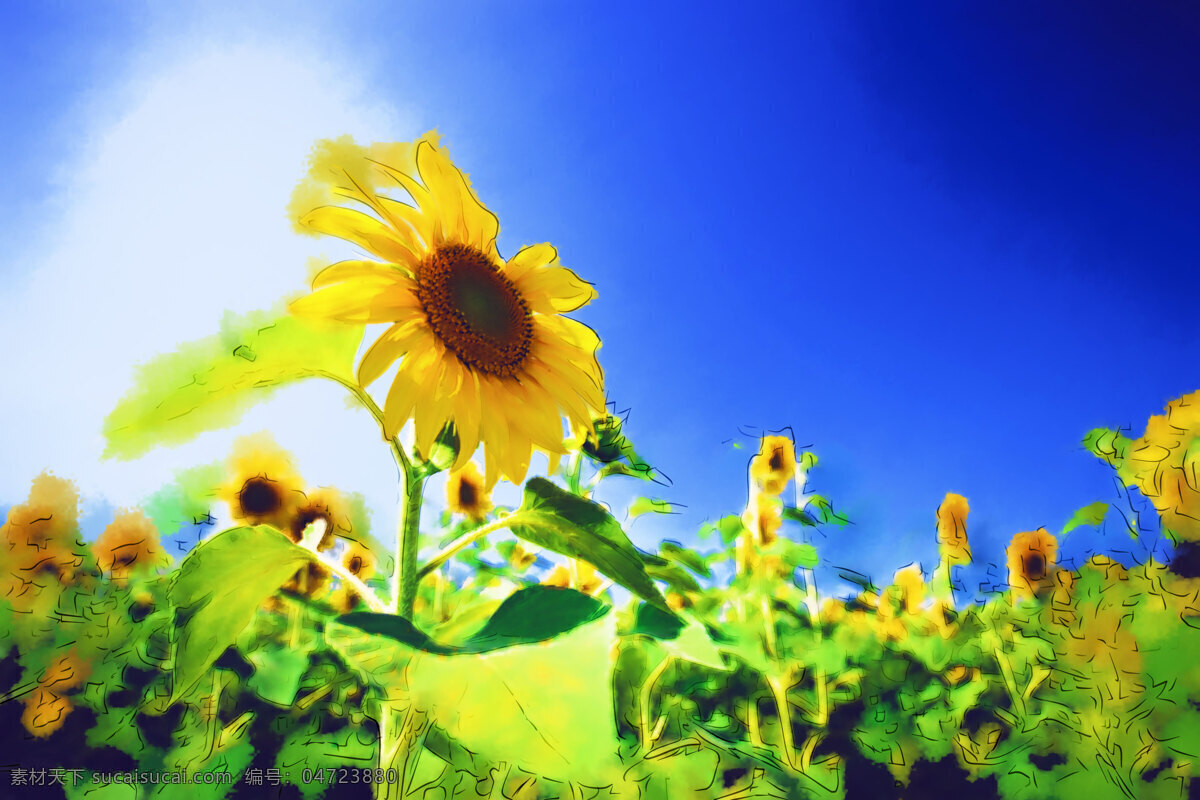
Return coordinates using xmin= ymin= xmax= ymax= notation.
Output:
xmin=446 ymin=461 xmax=493 ymax=521
xmin=288 ymin=133 xmax=606 ymax=488
xmin=936 ymin=492 xmax=971 ymax=565
xmin=93 ymin=509 xmax=170 ymax=582
xmin=1006 ymin=529 xmax=1058 ymax=603
xmin=219 ymin=433 xmax=305 ymax=532
xmin=288 ymin=488 xmax=350 ymax=551
xmin=749 ymin=436 xmax=797 ymax=496
xmin=1 ymin=472 xmax=87 ymax=587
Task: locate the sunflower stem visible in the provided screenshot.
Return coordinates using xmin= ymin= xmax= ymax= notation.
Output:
xmin=415 ymin=512 xmax=527 ymax=579
xmin=396 ymin=468 xmax=426 ymax=618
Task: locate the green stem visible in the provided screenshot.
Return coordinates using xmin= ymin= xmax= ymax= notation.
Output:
xmin=397 ymin=469 xmax=426 ymax=618
xmin=416 ymin=513 xmax=529 ymax=580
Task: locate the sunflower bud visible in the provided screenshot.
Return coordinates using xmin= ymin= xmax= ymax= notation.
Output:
xmin=582 ymin=414 xmax=625 ymax=463
xmin=421 ymin=422 xmax=460 ymax=474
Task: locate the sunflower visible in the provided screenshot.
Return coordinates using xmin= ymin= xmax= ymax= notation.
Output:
xmin=1 ymin=472 xmax=87 ymax=587
xmin=890 ymin=563 xmax=928 ymax=616
xmin=93 ymin=509 xmax=170 ymax=582
xmin=446 ymin=461 xmax=493 ymax=521
xmin=749 ymin=436 xmax=797 ymax=496
xmin=330 ymin=539 xmax=377 ymax=614
xmin=22 ymin=650 xmax=90 ymax=738
xmin=288 ymin=133 xmax=606 ymax=488
xmin=936 ymin=492 xmax=971 ymax=565
xmin=1006 ymin=528 xmax=1058 ymax=603
xmin=287 ymin=487 xmax=350 ymax=551
xmin=219 ymin=433 xmax=306 ymax=532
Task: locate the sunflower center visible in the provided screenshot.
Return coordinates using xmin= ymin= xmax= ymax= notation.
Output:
xmin=240 ymin=478 xmax=281 ymax=517
xmin=1023 ymin=553 xmax=1046 ymax=581
xmin=415 ymin=243 xmax=533 ymax=377
xmin=458 ymin=481 xmax=478 ymax=510
xmin=768 ymin=450 xmax=784 ymax=472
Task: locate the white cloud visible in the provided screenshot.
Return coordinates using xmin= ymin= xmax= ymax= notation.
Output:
xmin=0 ymin=37 xmax=423 ymax=536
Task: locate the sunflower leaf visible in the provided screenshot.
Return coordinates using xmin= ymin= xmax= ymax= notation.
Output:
xmin=103 ymin=307 xmax=364 ymax=461
xmin=1062 ymin=501 xmax=1109 ymax=537
xmin=510 ymin=478 xmax=672 ymax=613
xmin=325 ymin=586 xmax=624 ymax=785
xmin=632 ymin=603 xmax=729 ymax=671
xmin=168 ymin=525 xmax=312 ymax=705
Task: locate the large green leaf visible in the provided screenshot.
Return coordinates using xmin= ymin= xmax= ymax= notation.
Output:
xmin=103 ymin=307 xmax=364 ymax=460
xmin=326 ymin=585 xmax=625 ymax=786
xmin=632 ymin=603 xmax=729 ymax=671
xmin=509 ymin=477 xmax=672 ymax=612
xmin=169 ymin=525 xmax=313 ymax=704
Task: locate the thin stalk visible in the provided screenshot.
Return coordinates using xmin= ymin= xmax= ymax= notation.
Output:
xmin=795 ymin=464 xmax=829 ymax=727
xmin=640 ymin=654 xmax=673 ymax=751
xmin=416 ymin=513 xmax=528 ymax=579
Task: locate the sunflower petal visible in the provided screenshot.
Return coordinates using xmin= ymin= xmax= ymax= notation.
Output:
xmin=415 ymin=357 xmax=463 ymax=459
xmin=313 ymin=260 xmax=412 ymax=289
xmin=301 ymin=206 xmax=419 ymax=266
xmin=382 ymin=339 xmax=437 ymax=439
xmin=290 ymin=282 xmax=421 ymax=324
xmin=415 ymin=140 xmax=499 ymax=255
xmin=357 ymin=318 xmax=428 ymax=388
xmin=516 ymin=264 xmax=598 ymax=314
xmin=504 ymin=243 xmax=558 ymax=282
xmin=451 ymin=370 xmax=483 ymax=472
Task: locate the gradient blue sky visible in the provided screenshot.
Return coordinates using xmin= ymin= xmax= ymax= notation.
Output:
xmin=2 ymin=1 xmax=1197 ymax=601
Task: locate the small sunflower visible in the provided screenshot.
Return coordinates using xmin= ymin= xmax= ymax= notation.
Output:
xmin=93 ymin=509 xmax=170 ymax=582
xmin=749 ymin=436 xmax=797 ymax=496
xmin=219 ymin=433 xmax=306 ymax=532
xmin=288 ymin=488 xmax=350 ymax=551
xmin=543 ymin=560 xmax=606 ymax=596
xmin=288 ymin=133 xmax=606 ymax=488
xmin=936 ymin=492 xmax=971 ymax=565
xmin=1006 ymin=528 xmax=1058 ymax=603
xmin=446 ymin=461 xmax=493 ymax=521
xmin=330 ymin=539 xmax=377 ymax=614
xmin=890 ymin=563 xmax=928 ymax=616
xmin=22 ymin=650 xmax=90 ymax=738
xmin=1 ymin=472 xmax=87 ymax=586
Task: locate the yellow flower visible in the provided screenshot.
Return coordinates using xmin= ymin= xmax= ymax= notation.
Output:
xmin=936 ymin=492 xmax=971 ymax=565
xmin=287 ymin=487 xmax=350 ymax=551
xmin=749 ymin=436 xmax=797 ymax=495
xmin=741 ymin=490 xmax=783 ymax=547
xmin=22 ymin=650 xmax=90 ymax=738
xmin=446 ymin=461 xmax=493 ymax=521
xmin=1006 ymin=528 xmax=1058 ymax=603
xmin=219 ymin=433 xmax=306 ymax=532
xmin=543 ymin=560 xmax=606 ymax=596
xmin=342 ymin=539 xmax=377 ymax=580
xmin=891 ymin=563 xmax=928 ymax=615
xmin=93 ymin=509 xmax=170 ymax=582
xmin=288 ymin=133 xmax=606 ymax=488
xmin=1 ymin=472 xmax=87 ymax=587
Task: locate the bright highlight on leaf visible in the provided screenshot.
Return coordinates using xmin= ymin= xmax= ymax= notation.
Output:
xmin=102 ymin=308 xmax=364 ymax=461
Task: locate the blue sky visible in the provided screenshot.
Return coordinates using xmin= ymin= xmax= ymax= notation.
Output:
xmin=2 ymin=1 xmax=1197 ymax=602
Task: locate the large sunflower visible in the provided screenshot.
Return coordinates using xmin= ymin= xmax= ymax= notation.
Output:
xmin=288 ymin=133 xmax=605 ymax=488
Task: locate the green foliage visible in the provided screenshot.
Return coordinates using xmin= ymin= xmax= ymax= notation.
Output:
xmin=103 ymin=308 xmax=363 ymax=460
xmin=168 ymin=525 xmax=313 ymax=703
xmin=328 ymin=586 xmax=624 ymax=785
xmin=510 ymin=477 xmax=672 ymax=612
xmin=1062 ymin=501 xmax=1109 ymax=537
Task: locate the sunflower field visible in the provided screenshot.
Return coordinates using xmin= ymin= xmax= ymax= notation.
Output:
xmin=3 ymin=134 xmax=1200 ymax=800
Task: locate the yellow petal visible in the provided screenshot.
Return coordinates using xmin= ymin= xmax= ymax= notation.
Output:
xmin=415 ymin=140 xmax=499 ymax=255
xmin=313 ymin=260 xmax=412 ymax=288
xmin=478 ymin=378 xmax=512 ymax=489
xmin=451 ymin=370 xmax=483 ymax=472
xmin=526 ymin=361 xmax=599 ymax=438
xmin=300 ymin=206 xmax=419 ymax=266
xmin=377 ymin=196 xmax=435 ymax=253
xmin=381 ymin=339 xmax=437 ymax=438
xmin=357 ymin=318 xmax=429 ymax=388
xmin=504 ymin=243 xmax=558 ymax=283
xmin=516 ymin=264 xmax=598 ymax=314
xmin=289 ymin=282 xmax=421 ymax=324
xmin=414 ymin=356 xmax=462 ymax=458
